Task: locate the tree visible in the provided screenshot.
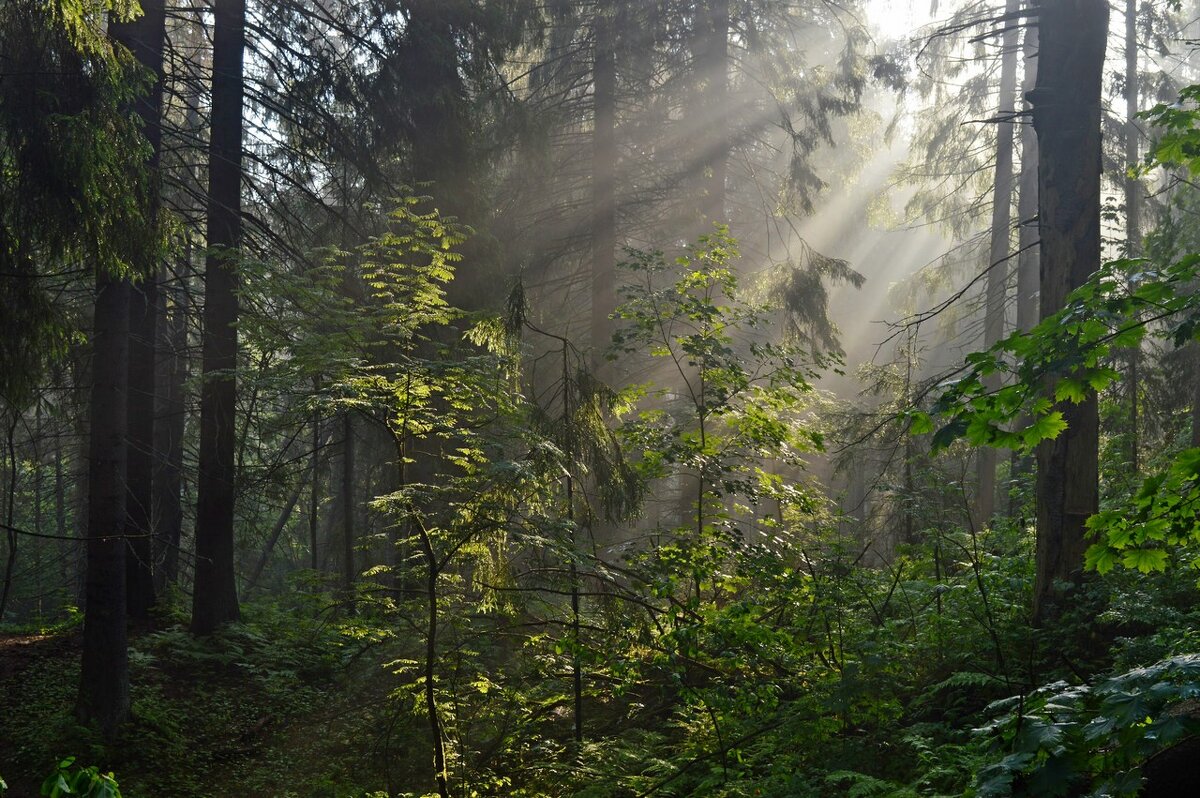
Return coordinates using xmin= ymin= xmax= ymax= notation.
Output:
xmin=193 ymin=0 xmax=245 ymax=634
xmin=1029 ymin=0 xmax=1108 ymax=623
xmin=78 ymin=0 xmax=169 ymax=736
xmin=121 ymin=0 xmax=166 ymax=622
xmin=975 ymin=0 xmax=1022 ymax=525
xmin=591 ymin=3 xmax=618 ymax=373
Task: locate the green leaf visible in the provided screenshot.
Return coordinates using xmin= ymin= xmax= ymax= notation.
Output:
xmin=1121 ymin=548 xmax=1169 ymax=574
xmin=1023 ymin=412 xmax=1068 ymax=447
xmin=1054 ymin=378 xmax=1088 ymax=404
xmin=908 ymin=411 xmax=934 ymax=436
xmin=931 ymin=417 xmax=969 ymax=452
xmin=1086 ymin=544 xmax=1119 ymax=575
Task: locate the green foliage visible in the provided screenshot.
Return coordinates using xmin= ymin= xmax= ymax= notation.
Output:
xmin=0 ymin=0 xmax=169 ymax=409
xmin=40 ymin=759 xmax=120 ymax=798
xmin=973 ymin=656 xmax=1200 ymax=797
xmin=613 ymin=226 xmax=824 ymax=518
xmin=1085 ymin=447 xmax=1200 ymax=576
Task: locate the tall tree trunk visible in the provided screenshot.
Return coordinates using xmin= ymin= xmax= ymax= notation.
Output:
xmin=76 ymin=272 xmax=132 ymax=739
xmin=1030 ymin=0 xmax=1107 ymax=625
xmin=1124 ymin=0 xmax=1142 ymax=474
xmin=154 ymin=272 xmax=188 ymax=591
xmin=75 ymin=1 xmax=167 ymax=734
xmin=591 ymin=7 xmax=617 ymax=374
xmin=975 ymin=0 xmax=1021 ymax=526
xmin=193 ymin=0 xmax=245 ymax=634
xmin=117 ymin=0 xmax=165 ymax=623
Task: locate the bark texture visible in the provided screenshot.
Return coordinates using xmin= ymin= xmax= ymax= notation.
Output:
xmin=193 ymin=0 xmax=245 ymax=634
xmin=1030 ymin=0 xmax=1108 ymax=625
xmin=77 ymin=273 xmax=131 ymax=738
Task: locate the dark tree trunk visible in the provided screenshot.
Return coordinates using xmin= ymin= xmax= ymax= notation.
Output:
xmin=975 ymin=0 xmax=1021 ymax=526
xmin=154 ymin=273 xmax=187 ymax=591
xmin=0 ymin=418 xmax=17 ymax=622
xmin=341 ymin=412 xmax=355 ymax=596
xmin=116 ymin=0 xmax=165 ymax=623
xmin=309 ymin=397 xmax=320 ymax=571
xmin=126 ymin=278 xmax=159 ymax=618
xmin=591 ymin=7 xmax=617 ymax=374
xmin=1030 ymin=0 xmax=1107 ymax=625
xmin=54 ymin=411 xmax=70 ymax=589
xmin=76 ymin=272 xmax=131 ymax=739
xmin=193 ymin=0 xmax=245 ymax=634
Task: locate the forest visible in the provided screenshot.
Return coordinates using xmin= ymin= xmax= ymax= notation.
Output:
xmin=6 ymin=0 xmax=1200 ymax=795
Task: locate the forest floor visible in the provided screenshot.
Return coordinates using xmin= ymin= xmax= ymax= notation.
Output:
xmin=0 ymin=604 xmax=412 ymax=798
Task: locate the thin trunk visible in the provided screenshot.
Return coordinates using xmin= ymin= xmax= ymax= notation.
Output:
xmin=342 ymin=412 xmax=355 ymax=596
xmin=1015 ymin=15 xmax=1041 ymax=336
xmin=34 ymin=404 xmax=43 ymax=617
xmin=154 ymin=272 xmax=187 ymax=591
xmin=54 ymin=414 xmax=69 ymax=590
xmin=1030 ymin=0 xmax=1107 ymax=625
xmin=245 ymin=479 xmax=306 ymax=592
xmin=1193 ymin=346 xmax=1200 ymax=446
xmin=418 ymin=521 xmax=449 ymax=798
xmin=1125 ymin=0 xmax=1141 ymax=474
xmin=700 ymin=0 xmax=729 ymax=223
xmin=193 ymin=0 xmax=245 ymax=634
xmin=975 ymin=0 xmax=1021 ymax=526
xmin=1010 ymin=14 xmax=1040 ymax=501
xmin=126 ymin=278 xmax=159 ymax=619
xmin=309 ymin=395 xmax=320 ymax=571
xmin=0 ymin=418 xmax=18 ymax=622
xmin=563 ymin=346 xmax=583 ymax=745
xmin=591 ymin=8 xmax=617 ymax=374
xmin=76 ymin=272 xmax=131 ymax=739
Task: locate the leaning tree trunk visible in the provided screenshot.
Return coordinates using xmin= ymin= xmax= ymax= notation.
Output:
xmin=193 ymin=0 xmax=245 ymax=634
xmin=1030 ymin=0 xmax=1107 ymax=625
xmin=975 ymin=0 xmax=1021 ymax=526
